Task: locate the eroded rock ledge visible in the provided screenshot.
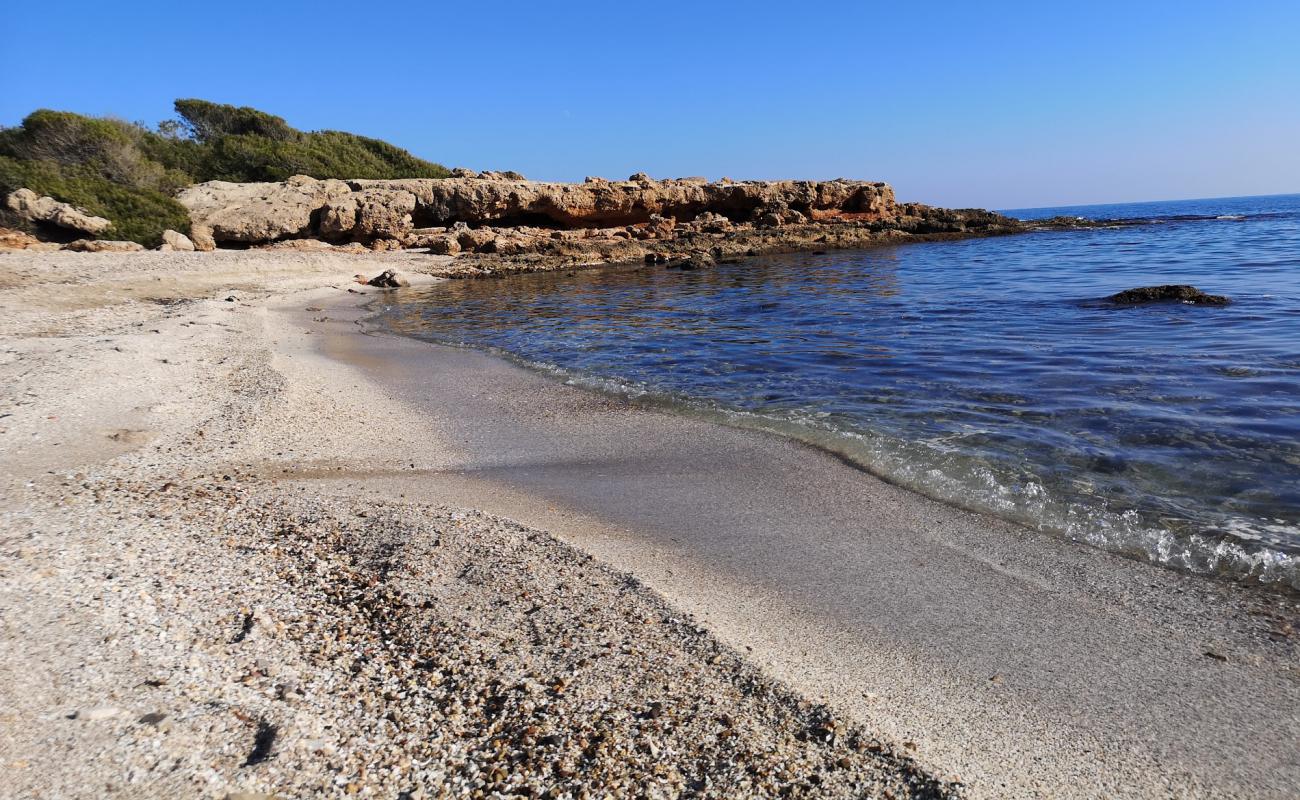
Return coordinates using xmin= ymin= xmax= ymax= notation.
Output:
xmin=173 ymin=173 xmax=1025 ymax=274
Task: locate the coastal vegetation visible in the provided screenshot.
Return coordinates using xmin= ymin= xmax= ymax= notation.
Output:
xmin=0 ymin=100 xmax=450 ymax=246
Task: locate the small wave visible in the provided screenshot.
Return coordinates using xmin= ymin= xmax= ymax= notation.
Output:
xmin=538 ymin=362 xmax=1300 ymax=590
xmin=1216 ymin=214 xmax=1246 ymax=220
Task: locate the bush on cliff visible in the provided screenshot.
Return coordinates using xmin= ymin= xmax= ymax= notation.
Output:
xmin=0 ymin=100 xmax=450 ymax=245
xmin=170 ymin=99 xmax=299 ymax=143
xmin=167 ymin=99 xmax=450 ymax=182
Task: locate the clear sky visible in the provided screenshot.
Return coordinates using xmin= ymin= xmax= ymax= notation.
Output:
xmin=3 ymin=1 xmax=1298 ymax=209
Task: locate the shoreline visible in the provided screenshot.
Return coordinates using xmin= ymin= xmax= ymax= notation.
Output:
xmin=365 ymin=295 xmax=1299 ymax=595
xmin=1 ymin=250 xmax=1297 ymax=798
xmin=320 ymin=285 xmax=1298 ymax=797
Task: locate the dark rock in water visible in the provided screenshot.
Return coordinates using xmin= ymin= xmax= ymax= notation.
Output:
xmin=667 ymin=254 xmax=716 ymax=271
xmin=367 ymin=269 xmax=409 ymax=288
xmin=1030 ymin=215 xmax=1148 ymax=230
xmin=1107 ymin=285 xmax=1229 ymax=306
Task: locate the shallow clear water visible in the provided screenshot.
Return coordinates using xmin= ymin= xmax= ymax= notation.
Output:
xmin=376 ymin=194 xmax=1300 ymax=588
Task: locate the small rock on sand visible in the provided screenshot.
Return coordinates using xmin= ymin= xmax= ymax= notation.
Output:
xmin=63 ymin=240 xmax=146 ymax=253
xmin=366 ymin=269 xmax=409 ymax=288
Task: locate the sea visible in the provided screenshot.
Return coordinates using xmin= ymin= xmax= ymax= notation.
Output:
xmin=375 ymin=194 xmax=1300 ymax=589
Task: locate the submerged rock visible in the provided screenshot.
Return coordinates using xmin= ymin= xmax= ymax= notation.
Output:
xmin=1107 ymin=285 xmax=1230 ymax=306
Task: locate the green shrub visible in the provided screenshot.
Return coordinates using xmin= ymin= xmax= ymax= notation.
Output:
xmin=2 ymin=110 xmax=180 ymax=191
xmin=0 ymin=99 xmax=451 ymax=245
xmin=201 ymin=129 xmax=451 ymax=182
xmin=0 ymin=155 xmax=191 ymax=247
xmin=297 ymin=131 xmax=451 ymax=180
xmin=173 ymin=99 xmax=298 ymax=143
xmin=170 ymin=100 xmax=449 ymax=182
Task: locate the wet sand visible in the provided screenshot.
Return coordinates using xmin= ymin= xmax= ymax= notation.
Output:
xmin=307 ymin=289 xmax=1300 ymax=798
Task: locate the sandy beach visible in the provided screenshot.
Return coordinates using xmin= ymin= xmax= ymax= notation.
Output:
xmin=1 ymin=250 xmax=1296 ymax=799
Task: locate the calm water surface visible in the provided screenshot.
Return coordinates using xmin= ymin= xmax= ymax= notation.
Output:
xmin=376 ymin=194 xmax=1300 ymax=588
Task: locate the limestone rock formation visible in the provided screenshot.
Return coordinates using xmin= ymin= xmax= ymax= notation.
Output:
xmin=0 ymin=227 xmax=47 ymax=250
xmin=188 ymin=225 xmax=217 ymax=251
xmin=62 ymin=239 xmax=146 ymax=253
xmin=319 ymin=189 xmax=417 ymax=243
xmin=176 ymin=174 xmax=901 ymax=248
xmin=5 ymin=188 xmax=112 ymax=236
xmin=176 ymin=175 xmax=351 ymax=244
xmin=349 ymin=176 xmax=897 ymax=230
xmin=161 ymin=229 xmax=196 ymax=251
xmin=261 ymin=238 xmax=368 ymax=254
xmin=170 ymin=173 xmax=1023 ymax=273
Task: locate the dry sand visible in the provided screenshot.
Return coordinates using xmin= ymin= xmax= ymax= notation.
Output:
xmin=0 ymin=250 xmax=1296 ymax=799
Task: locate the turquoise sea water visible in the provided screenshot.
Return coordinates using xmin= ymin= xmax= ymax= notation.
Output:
xmin=377 ymin=194 xmax=1300 ymax=589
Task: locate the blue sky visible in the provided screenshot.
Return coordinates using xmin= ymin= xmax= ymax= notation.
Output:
xmin=3 ymin=1 xmax=1298 ymax=208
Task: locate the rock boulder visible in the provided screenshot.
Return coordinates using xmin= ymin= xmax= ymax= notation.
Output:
xmin=5 ymin=188 xmax=112 ymax=236
xmin=1107 ymin=285 xmax=1230 ymax=306
xmin=63 ymin=239 xmax=146 ymax=253
xmin=0 ymin=227 xmax=45 ymax=250
xmin=286 ymin=188 xmax=417 ymax=243
xmin=367 ymin=269 xmax=410 ymax=288
xmin=176 ymin=175 xmax=351 ymax=244
xmin=161 ymin=229 xmax=196 ymax=251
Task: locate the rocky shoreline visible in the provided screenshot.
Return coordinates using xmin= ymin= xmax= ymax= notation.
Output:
xmin=5 ymin=173 xmax=1028 ymax=276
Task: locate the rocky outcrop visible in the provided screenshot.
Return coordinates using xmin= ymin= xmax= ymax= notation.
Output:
xmin=0 ymin=227 xmax=48 ymax=251
xmin=5 ymin=188 xmax=112 ymax=236
xmin=260 ymin=238 xmax=368 ymax=254
xmin=170 ymin=173 xmax=1024 ymax=272
xmin=349 ymin=175 xmax=896 ymax=230
xmin=62 ymin=239 xmax=146 ymax=253
xmin=176 ymin=174 xmax=900 ymax=246
xmin=319 ymin=189 xmax=417 ymax=243
xmin=176 ymin=175 xmax=351 ymax=244
xmin=185 ymin=225 xmax=215 ymax=251
xmin=1107 ymin=285 xmax=1230 ymax=306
